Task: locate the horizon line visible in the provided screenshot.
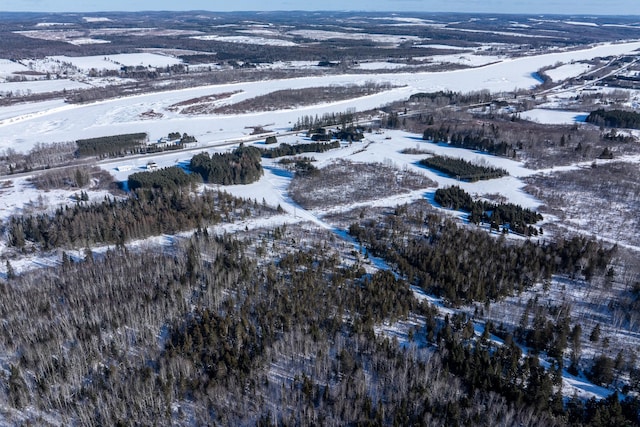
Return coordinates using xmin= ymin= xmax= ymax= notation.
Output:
xmin=0 ymin=10 xmax=638 ymax=17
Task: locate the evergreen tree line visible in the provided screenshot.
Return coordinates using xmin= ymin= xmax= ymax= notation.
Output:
xmin=435 ymin=186 xmax=543 ymax=235
xmin=190 ymin=145 xmax=263 ymax=185
xmin=409 ymin=90 xmax=493 ymax=105
xmin=291 ymin=110 xmax=356 ymax=131
xmin=420 ymin=155 xmax=509 ymax=182
xmin=5 ymin=188 xmax=271 ymax=250
xmin=348 ymin=204 xmax=612 ymax=305
xmin=423 ymin=125 xmax=517 ymax=157
xmin=259 ymin=141 xmax=340 ymax=158
xmin=128 ymin=166 xmax=201 ymax=191
xmin=76 ymin=133 xmax=148 ymax=158
xmin=586 ymin=108 xmax=640 ymax=129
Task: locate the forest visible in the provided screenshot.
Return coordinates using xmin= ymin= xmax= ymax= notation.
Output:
xmin=348 ymin=201 xmax=608 ymax=305
xmin=2 ymin=10 xmax=640 ymax=425
xmin=128 ymin=166 xmax=200 ymax=191
xmin=586 ymin=108 xmax=640 ymax=129
xmin=5 ymin=187 xmax=272 ymax=250
xmin=435 ymin=186 xmax=543 ymax=235
xmin=0 ymin=203 xmax=635 ymax=425
xmin=189 ymin=145 xmax=263 ymax=185
xmin=422 ymin=125 xmax=517 ymax=158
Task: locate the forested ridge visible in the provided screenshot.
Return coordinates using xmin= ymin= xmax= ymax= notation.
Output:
xmin=6 ymin=188 xmax=273 ymax=250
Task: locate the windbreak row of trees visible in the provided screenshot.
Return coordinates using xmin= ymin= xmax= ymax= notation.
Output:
xmin=260 ymin=141 xmax=340 ymax=158
xmin=435 ymin=186 xmax=543 ymax=235
xmin=76 ymin=133 xmax=148 ymax=158
xmin=0 ymin=142 xmax=77 ymax=175
xmin=420 ymin=155 xmax=509 ymax=181
xmin=409 ymin=90 xmax=493 ymax=105
xmin=292 ymin=110 xmax=356 ymax=131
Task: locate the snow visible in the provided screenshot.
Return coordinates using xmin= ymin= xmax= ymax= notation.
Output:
xmin=428 ymin=53 xmax=503 ymax=67
xmin=446 ymin=27 xmax=555 ymax=39
xmin=416 ymin=44 xmax=473 ymax=50
xmin=0 ymin=79 xmax=90 ymax=96
xmin=520 ymin=108 xmax=589 ymax=125
xmin=67 ymin=38 xmax=111 ymax=46
xmin=0 ymin=40 xmax=638 ymax=155
xmin=13 ymin=30 xmax=109 ymax=46
xmin=357 ymin=62 xmax=412 ymax=70
xmin=46 ymin=55 xmax=121 ymax=72
xmin=35 ymin=22 xmax=74 ymax=27
xmin=44 ymin=53 xmax=183 ymax=72
xmin=564 ymin=21 xmax=599 ymax=27
xmin=83 ymin=17 xmax=112 ymax=23
xmin=99 ymin=53 xmax=183 ymax=68
xmin=377 ymin=17 xmax=436 ymax=26
xmin=545 ymin=63 xmax=593 ymax=82
xmin=288 ymin=29 xmax=421 ymax=45
xmin=0 ymin=99 xmax=67 ymax=122
xmin=191 ymin=35 xmax=297 ymax=47
xmin=0 ymin=60 xmax=32 ymax=83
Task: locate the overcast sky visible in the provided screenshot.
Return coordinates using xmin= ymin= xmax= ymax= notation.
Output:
xmin=3 ymin=0 xmax=640 ymax=15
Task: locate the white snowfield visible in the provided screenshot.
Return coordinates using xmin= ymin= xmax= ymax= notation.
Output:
xmin=544 ymin=62 xmax=593 ymax=82
xmin=519 ymin=109 xmax=589 ymax=125
xmin=191 ymin=35 xmax=297 ymax=47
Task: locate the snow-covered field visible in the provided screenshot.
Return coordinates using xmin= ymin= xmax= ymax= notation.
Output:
xmin=288 ymin=29 xmax=421 ymax=45
xmin=545 ymin=62 xmax=593 ymax=82
xmin=0 ymin=79 xmax=91 ymax=96
xmin=520 ymin=108 xmax=589 ymax=124
xmin=48 ymin=53 xmax=184 ymax=71
xmin=191 ymin=35 xmax=297 ymax=47
xmin=0 ymin=59 xmax=30 ymax=81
